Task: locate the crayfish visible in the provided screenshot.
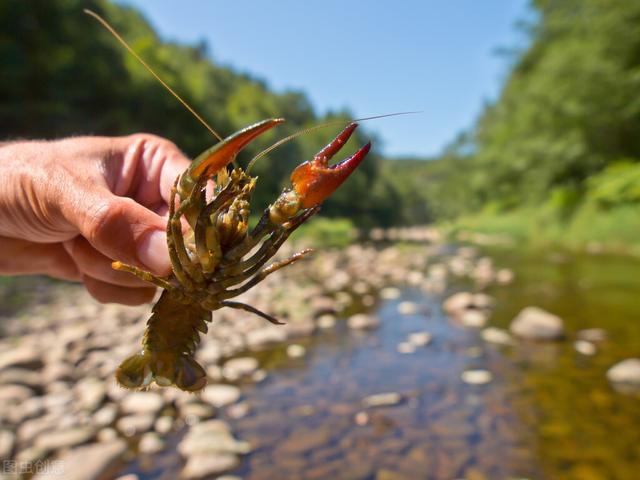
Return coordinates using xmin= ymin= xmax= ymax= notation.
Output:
xmin=85 ymin=10 xmax=371 ymax=391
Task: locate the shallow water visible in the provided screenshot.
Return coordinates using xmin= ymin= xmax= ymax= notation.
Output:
xmin=124 ymin=247 xmax=640 ymax=479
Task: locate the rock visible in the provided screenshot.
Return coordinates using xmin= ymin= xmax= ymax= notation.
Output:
xmin=397 ymin=301 xmax=418 ymax=315
xmin=286 ymin=344 xmax=306 ymax=358
xmin=459 ymin=310 xmax=488 ymax=328
xmin=32 ymin=440 xmax=126 ymax=480
xmin=442 ymin=292 xmax=474 ymax=314
xmin=116 ymin=414 xmax=155 ymax=436
xmin=93 ymin=404 xmax=118 ymax=427
xmin=380 ymin=287 xmax=401 ymax=300
xmin=6 ymin=395 xmax=45 ymax=423
xmin=461 ymin=369 xmax=493 ymax=385
xmin=179 ymin=420 xmax=250 ymax=457
xmin=496 ymin=268 xmax=514 ymax=284
xmin=245 ymin=327 xmax=287 ymax=349
xmin=317 ymin=314 xmax=337 ymax=329
xmin=227 ymin=401 xmax=251 ymax=419
xmin=76 ymin=377 xmax=106 ymax=411
xmin=121 ymin=392 xmax=164 ymax=416
xmin=407 ymin=331 xmax=432 ymax=347
xmin=354 ymin=411 xmax=369 ymax=426
xmin=201 ymin=384 xmax=241 ymax=407
xmin=180 ymin=402 xmax=216 ymax=421
xmin=251 ymin=370 xmax=267 ymax=383
xmin=607 ymin=359 xmax=640 ymax=392
xmin=574 ymin=340 xmax=597 ymax=356
xmin=0 ymin=384 xmax=34 ymax=404
xmin=0 ymin=429 xmax=15 ymax=460
xmin=154 ymin=416 xmax=174 ymax=435
xmin=309 ymin=296 xmax=337 ymax=315
xmin=0 ymin=346 xmax=43 ymax=371
xmin=284 ymin=320 xmax=316 ymax=338
xmin=510 ymin=307 xmax=565 ymax=340
xmin=222 ymin=357 xmax=259 ymax=380
xmin=481 ymin=327 xmax=515 ymax=346
xmin=97 ymin=428 xmax=118 ymax=442
xmin=396 ymin=342 xmax=415 ymax=354
xmin=34 ymin=426 xmax=95 ymax=451
xmin=0 ymin=367 xmax=42 ymax=389
xmin=362 ymin=392 xmax=402 ymax=408
xmin=181 ymin=453 xmax=240 ymax=479
xmin=138 ymin=432 xmax=165 ymax=454
xmin=577 ymin=328 xmax=608 ymax=343
xmin=347 ymin=314 xmax=380 ymax=330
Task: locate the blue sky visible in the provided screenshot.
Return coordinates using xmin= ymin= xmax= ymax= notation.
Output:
xmin=117 ymin=1 xmax=532 ymax=158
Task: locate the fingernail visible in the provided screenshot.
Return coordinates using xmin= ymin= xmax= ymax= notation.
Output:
xmin=138 ymin=230 xmax=171 ymax=275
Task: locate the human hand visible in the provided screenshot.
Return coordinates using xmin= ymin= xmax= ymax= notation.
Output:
xmin=0 ymin=134 xmax=191 ymax=305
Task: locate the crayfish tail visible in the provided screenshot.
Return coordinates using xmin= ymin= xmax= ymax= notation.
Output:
xmin=115 ymin=349 xmax=207 ymax=392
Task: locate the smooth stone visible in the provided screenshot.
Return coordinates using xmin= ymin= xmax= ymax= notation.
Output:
xmin=407 ymin=331 xmax=432 ymax=347
xmin=284 ymin=320 xmax=316 ymax=338
xmin=0 ymin=429 xmax=15 ymax=460
xmin=316 ymin=314 xmax=337 ymax=329
xmin=93 ymin=404 xmax=118 ymax=427
xmin=154 ymin=416 xmax=174 ymax=435
xmin=138 ymin=432 xmax=165 ymax=454
xmin=607 ymin=359 xmax=640 ymax=389
xmin=32 ymin=440 xmax=127 ymax=480
xmin=97 ymin=428 xmax=118 ymax=442
xmin=0 ymin=367 xmax=42 ymax=389
xmin=397 ymin=342 xmax=416 ymax=354
xmin=347 ymin=314 xmax=380 ymax=330
xmin=251 ymin=370 xmax=268 ymax=383
xmin=380 ymin=287 xmax=401 ymax=300
xmin=286 ymin=344 xmax=306 ymax=358
xmin=181 ymin=452 xmax=240 ymax=479
xmin=496 ymin=268 xmax=514 ymax=284
xmin=0 ymin=384 xmax=34 ymax=404
xmin=0 ymin=346 xmax=43 ymax=371
xmin=179 ymin=420 xmax=250 ymax=456
xmin=222 ymin=357 xmax=259 ymax=380
xmin=577 ymin=328 xmax=608 ymax=343
xmin=116 ymin=414 xmax=155 ymax=437
xmin=354 ymin=411 xmax=369 ymax=426
xmin=201 ymin=384 xmax=241 ymax=408
xmin=510 ymin=306 xmax=565 ymax=340
xmin=481 ymin=327 xmax=515 ymax=346
xmin=76 ymin=377 xmax=106 ymax=411
xmin=442 ymin=292 xmax=474 ymax=314
xmin=362 ymin=392 xmax=402 ymax=408
xmin=245 ymin=327 xmax=287 ymax=349
xmin=461 ymin=369 xmax=493 ymax=385
xmin=34 ymin=426 xmax=95 ymax=451
xmin=227 ymin=401 xmax=251 ymax=419
xmin=574 ymin=340 xmax=597 ymax=356
xmin=181 ymin=402 xmax=216 ymax=421
xmin=397 ymin=302 xmax=418 ymax=315
xmin=459 ymin=309 xmax=488 ymax=328
xmin=120 ymin=392 xmax=164 ymax=416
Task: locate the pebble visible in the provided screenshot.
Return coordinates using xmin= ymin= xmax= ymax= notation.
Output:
xmin=201 ymin=384 xmax=241 ymax=407
xmin=154 ymin=416 xmax=174 ymax=435
xmin=362 ymin=392 xmax=403 ymax=408
xmin=181 ymin=453 xmax=240 ymax=479
xmin=574 ymin=340 xmax=597 ymax=356
xmin=227 ymin=401 xmax=251 ymax=419
xmin=0 ymin=384 xmax=34 ymax=404
xmin=459 ymin=309 xmax=488 ymax=328
xmin=510 ymin=306 xmax=565 ymax=340
xmin=93 ymin=404 xmax=118 ymax=427
xmin=443 ymin=292 xmax=474 ymax=314
xmin=181 ymin=402 xmax=216 ymax=421
xmin=178 ymin=420 xmax=250 ymax=457
xmin=606 ymin=358 xmax=640 ymax=390
xmin=32 ymin=440 xmax=127 ymax=480
xmin=316 ymin=314 xmax=337 ymax=329
xmin=380 ymin=287 xmax=401 ymax=300
xmin=397 ymin=342 xmax=416 ymax=354
xmin=354 ymin=411 xmax=370 ymax=426
xmin=138 ymin=432 xmax=165 ymax=454
xmin=0 ymin=429 xmax=15 ymax=460
xmin=286 ymin=344 xmax=306 ymax=358
xmin=481 ymin=327 xmax=515 ymax=346
xmin=120 ymin=392 xmax=164 ymax=416
xmin=76 ymin=377 xmax=107 ymax=411
xmin=0 ymin=367 xmax=42 ymax=389
xmin=245 ymin=327 xmax=287 ymax=349
xmin=347 ymin=314 xmax=380 ymax=330
xmin=34 ymin=426 xmax=95 ymax=451
xmin=461 ymin=369 xmax=493 ymax=385
xmin=397 ymin=301 xmax=418 ymax=315
xmin=222 ymin=357 xmax=259 ymax=380
xmin=116 ymin=414 xmax=156 ymax=437
xmin=0 ymin=346 xmax=43 ymax=371
xmin=407 ymin=331 xmax=432 ymax=347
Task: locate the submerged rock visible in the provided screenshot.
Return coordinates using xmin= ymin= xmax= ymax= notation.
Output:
xmin=510 ymin=306 xmax=565 ymax=340
xmin=182 ymin=453 xmax=240 ymax=480
xmin=362 ymin=392 xmax=402 ymax=408
xmin=481 ymin=327 xmax=515 ymax=346
xmin=347 ymin=314 xmax=380 ymax=330
xmin=607 ymin=359 xmax=640 ymax=393
xmin=574 ymin=340 xmax=597 ymax=356
xmin=461 ymin=369 xmax=493 ymax=385
xmin=201 ymin=384 xmax=241 ymax=408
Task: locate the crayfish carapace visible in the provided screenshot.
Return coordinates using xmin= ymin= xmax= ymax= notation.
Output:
xmin=113 ymin=120 xmax=370 ymax=391
xmin=85 ymin=10 xmax=371 ymax=391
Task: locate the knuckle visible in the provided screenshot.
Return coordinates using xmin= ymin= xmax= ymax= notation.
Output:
xmin=83 ymin=198 xmax=126 ymax=245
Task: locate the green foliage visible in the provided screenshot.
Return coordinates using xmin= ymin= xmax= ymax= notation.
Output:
xmin=0 ymin=0 xmax=396 ymax=227
xmin=290 ymin=217 xmax=357 ymax=248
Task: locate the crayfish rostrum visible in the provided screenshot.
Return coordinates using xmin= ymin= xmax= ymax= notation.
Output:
xmin=113 ymin=119 xmax=370 ymax=391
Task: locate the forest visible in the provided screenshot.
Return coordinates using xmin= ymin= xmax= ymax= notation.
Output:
xmin=1 ymin=0 xmax=639 ymax=249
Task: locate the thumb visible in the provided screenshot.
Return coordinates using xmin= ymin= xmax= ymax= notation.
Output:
xmin=73 ymin=194 xmax=172 ymax=276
